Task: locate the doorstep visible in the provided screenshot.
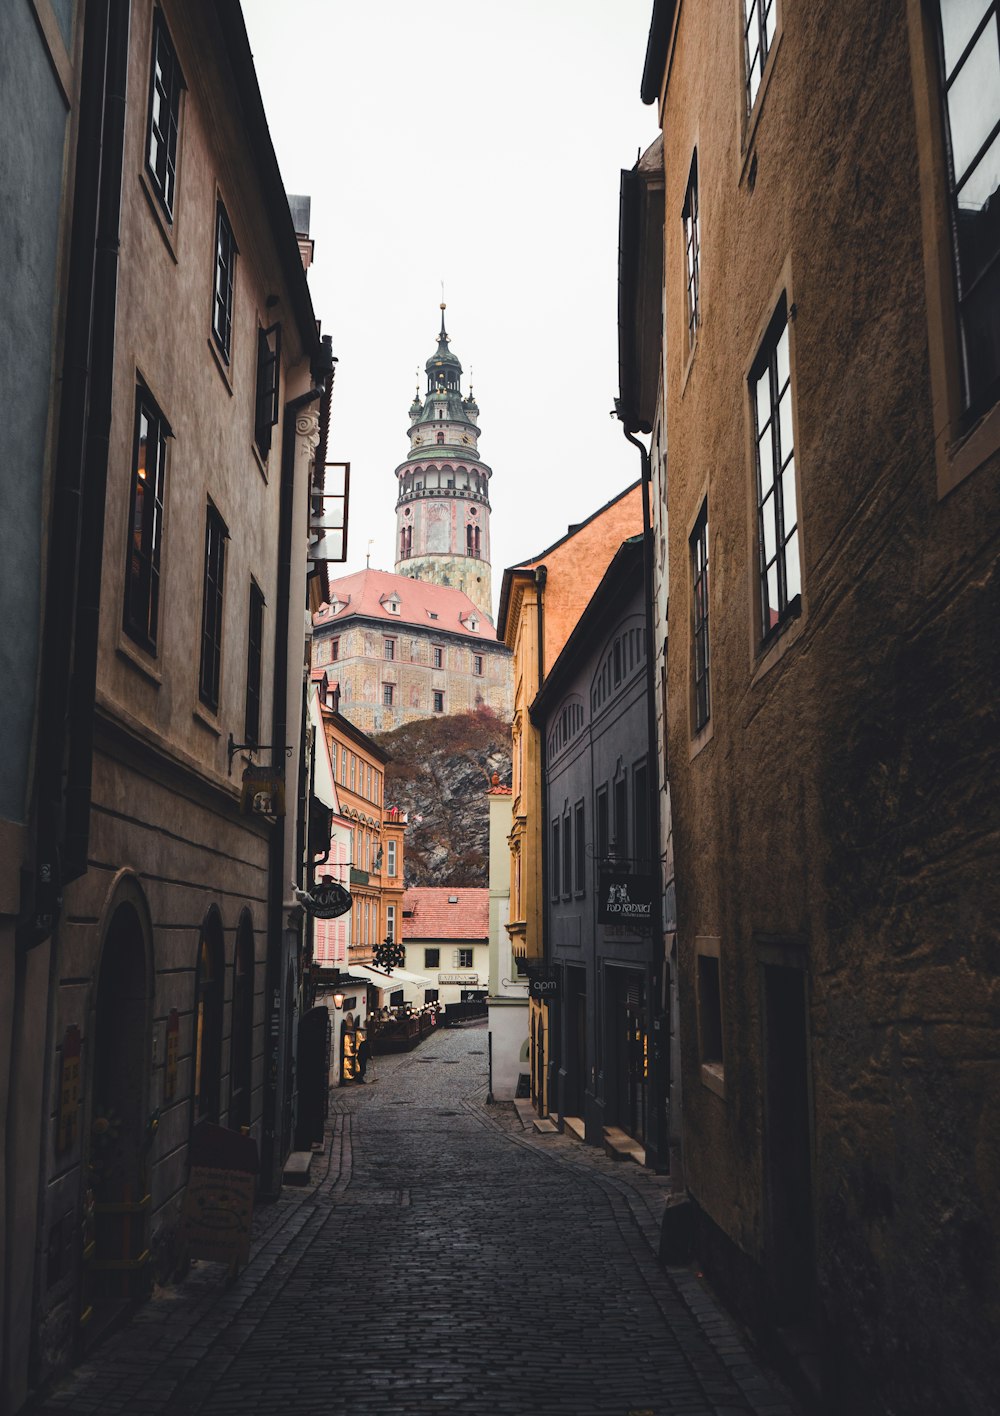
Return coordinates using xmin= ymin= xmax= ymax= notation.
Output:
xmin=532 ymin=1117 xmax=558 ymax=1134
xmin=603 ymin=1126 xmax=645 ymax=1166
xmin=563 ymin=1115 xmax=585 ymax=1142
xmin=282 ymin=1151 xmax=313 ymax=1186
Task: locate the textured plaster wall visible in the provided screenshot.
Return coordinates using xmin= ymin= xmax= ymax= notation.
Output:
xmin=659 ymin=1 xmax=1000 ymax=1410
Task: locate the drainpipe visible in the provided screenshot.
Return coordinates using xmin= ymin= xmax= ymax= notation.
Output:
xmin=261 ymin=342 xmax=332 ymax=1196
xmin=620 ymin=425 xmax=669 ymax=1174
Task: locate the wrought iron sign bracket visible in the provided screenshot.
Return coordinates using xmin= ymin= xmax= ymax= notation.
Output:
xmin=227 ymin=734 xmax=294 ymax=776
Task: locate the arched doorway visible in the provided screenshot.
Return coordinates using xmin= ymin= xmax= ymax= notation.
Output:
xmin=86 ymin=898 xmax=151 ymax=1314
xmin=192 ymin=911 xmax=225 ymax=1126
xmin=228 ymin=913 xmax=254 ymax=1131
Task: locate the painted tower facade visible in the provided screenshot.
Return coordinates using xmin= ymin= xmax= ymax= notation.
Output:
xmin=394 ymin=306 xmax=494 ymax=620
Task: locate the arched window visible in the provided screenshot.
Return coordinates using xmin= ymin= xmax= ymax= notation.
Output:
xmin=193 ymin=912 xmax=225 ymax=1125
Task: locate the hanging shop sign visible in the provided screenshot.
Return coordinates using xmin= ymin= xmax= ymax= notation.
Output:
xmin=240 ymin=764 xmax=285 ymax=817
xmin=527 ymin=971 xmax=559 ymax=1001
xmin=598 ymin=872 xmax=656 ymax=926
xmin=298 ymin=876 xmax=352 ymax=920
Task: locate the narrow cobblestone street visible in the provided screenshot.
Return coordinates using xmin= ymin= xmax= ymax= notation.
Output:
xmin=34 ymin=1023 xmax=799 ymax=1416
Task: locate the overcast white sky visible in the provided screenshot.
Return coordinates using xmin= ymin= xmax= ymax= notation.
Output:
xmin=242 ymin=0 xmax=658 ymax=617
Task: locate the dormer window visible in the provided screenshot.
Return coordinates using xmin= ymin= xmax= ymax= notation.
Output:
xmin=384 ymin=595 xmax=400 ymax=615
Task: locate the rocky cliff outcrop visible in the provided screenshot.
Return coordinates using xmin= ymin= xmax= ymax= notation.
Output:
xmin=373 ymin=709 xmax=511 ymax=887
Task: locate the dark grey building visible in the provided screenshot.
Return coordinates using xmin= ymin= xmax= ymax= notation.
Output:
xmin=532 ymin=538 xmax=665 ymax=1165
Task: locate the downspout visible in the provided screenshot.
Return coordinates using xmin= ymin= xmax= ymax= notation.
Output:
xmin=621 ymin=425 xmax=668 ymax=1173
xmin=261 ymin=373 xmax=326 ymax=1196
xmin=20 ymin=0 xmax=129 ymax=943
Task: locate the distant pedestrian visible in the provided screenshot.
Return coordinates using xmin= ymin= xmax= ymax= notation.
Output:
xmin=357 ymin=1031 xmax=370 ymax=1082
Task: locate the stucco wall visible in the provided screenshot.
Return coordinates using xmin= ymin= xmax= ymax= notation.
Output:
xmin=656 ymin=1 xmax=1000 ymax=1409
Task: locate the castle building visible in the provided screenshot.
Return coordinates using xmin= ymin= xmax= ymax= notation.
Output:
xmin=395 ymin=305 xmax=493 ymax=619
xmin=316 ymin=308 xmax=512 ymax=733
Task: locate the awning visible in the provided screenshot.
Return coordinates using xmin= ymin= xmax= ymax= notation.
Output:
xmin=353 ymin=965 xmax=435 ymax=999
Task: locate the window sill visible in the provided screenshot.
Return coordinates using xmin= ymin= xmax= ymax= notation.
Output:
xmin=192 ymin=703 xmax=222 ymax=738
xmin=689 ymin=714 xmax=714 ymax=762
xmin=138 ymin=170 xmax=179 ymax=265
xmin=938 ymin=398 xmax=1000 ymax=499
xmin=680 ymin=331 xmax=699 ymax=397
xmin=251 ymin=441 xmax=270 ymax=484
xmin=207 ymin=337 xmax=234 ymax=395
xmin=116 ymin=638 xmax=162 ymax=687
xmin=751 ymin=595 xmax=805 ymax=688
xmin=700 ymin=1061 xmax=726 ymax=1099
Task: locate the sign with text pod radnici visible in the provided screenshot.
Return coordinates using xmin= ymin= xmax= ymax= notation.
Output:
xmin=598 ymin=872 xmax=656 ymax=927
xmin=299 ymin=877 xmax=353 ymax=920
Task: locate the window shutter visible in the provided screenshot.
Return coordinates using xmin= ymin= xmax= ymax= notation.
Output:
xmin=453 ymin=949 xmax=460 ymax=968
xmin=255 ymin=322 xmax=281 ymax=456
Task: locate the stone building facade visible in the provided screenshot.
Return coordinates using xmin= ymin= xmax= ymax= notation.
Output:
xmin=637 ymin=2 xmax=1000 ymax=1412
xmin=1 ymin=3 xmax=332 ymax=1398
xmin=314 ymin=568 xmax=512 ymax=734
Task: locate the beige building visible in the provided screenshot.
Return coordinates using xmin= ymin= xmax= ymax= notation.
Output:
xmin=315 ymin=567 xmax=512 ymax=734
xmin=637 ymin=2 xmax=1000 ymax=1411
xmin=6 ymin=3 xmax=333 ymax=1394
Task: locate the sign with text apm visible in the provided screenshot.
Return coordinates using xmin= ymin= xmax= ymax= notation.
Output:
xmin=598 ymin=872 xmax=656 ymax=927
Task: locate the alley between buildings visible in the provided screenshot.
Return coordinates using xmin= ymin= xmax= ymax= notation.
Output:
xmin=32 ymin=1021 xmax=798 ymax=1416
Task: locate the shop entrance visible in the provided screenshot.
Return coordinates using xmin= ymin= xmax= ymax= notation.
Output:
xmin=565 ymin=968 xmax=587 ymax=1120
xmin=84 ymin=901 xmax=151 ymax=1325
xmin=610 ymin=970 xmax=647 ymax=1144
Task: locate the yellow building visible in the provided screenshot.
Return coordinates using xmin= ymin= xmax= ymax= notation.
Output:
xmin=497 ymin=485 xmax=643 ymax=1114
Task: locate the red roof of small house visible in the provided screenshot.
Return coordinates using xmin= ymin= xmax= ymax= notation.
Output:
xmin=315 ymin=567 xmax=499 ymax=640
xmin=402 ymin=887 xmax=489 ymax=941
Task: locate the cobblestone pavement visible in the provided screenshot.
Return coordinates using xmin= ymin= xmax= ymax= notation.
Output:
xmin=32 ymin=1021 xmax=801 ymax=1416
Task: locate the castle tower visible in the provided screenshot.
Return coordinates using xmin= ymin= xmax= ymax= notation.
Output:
xmin=394 ymin=305 xmax=494 ymax=620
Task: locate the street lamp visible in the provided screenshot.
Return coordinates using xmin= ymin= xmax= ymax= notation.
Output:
xmin=332 ymin=990 xmax=345 ymax=1009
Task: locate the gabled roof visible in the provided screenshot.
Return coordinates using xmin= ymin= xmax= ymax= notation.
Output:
xmin=402 ymin=887 xmax=489 ymax=941
xmin=316 ymin=567 xmax=503 ymax=641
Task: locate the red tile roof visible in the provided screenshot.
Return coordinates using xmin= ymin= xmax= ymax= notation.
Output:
xmin=315 ymin=567 xmax=499 ymax=640
xmin=402 ymin=887 xmax=489 ymax=941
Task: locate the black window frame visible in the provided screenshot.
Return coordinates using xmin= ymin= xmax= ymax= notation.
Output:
xmin=425 ymin=947 xmax=440 ymax=968
xmin=551 ymin=818 xmax=561 ymax=901
xmin=212 ymin=199 xmax=236 ymax=364
xmin=254 ymin=321 xmax=281 ymax=457
xmin=199 ymin=501 xmax=228 ymax=711
xmin=244 ymin=579 xmax=265 ymax=746
xmin=574 ymin=799 xmax=586 ymax=897
xmin=123 ymin=382 xmax=170 ymax=654
xmin=683 ymin=150 xmax=701 ymax=345
xmin=458 ymin=947 xmax=474 ymax=969
xmin=433 ymin=690 xmax=444 ymax=713
xmin=384 ymin=637 xmax=396 ymax=661
xmin=744 ymin=0 xmax=777 ymax=113
xmin=473 ymin=653 xmax=484 ymax=676
xmin=690 ymin=500 xmax=711 ymax=731
xmin=383 ymin=682 xmax=394 ymax=707
xmin=932 ymin=0 xmax=1000 ymax=418
xmin=561 ymin=810 xmax=572 ymax=901
xmin=433 ymin=645 xmax=443 ymax=668
xmin=145 ymin=9 xmax=183 ymax=221
xmin=750 ymin=297 xmax=801 ymax=646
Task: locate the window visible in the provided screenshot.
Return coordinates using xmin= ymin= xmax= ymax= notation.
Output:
xmin=244 ymin=581 xmax=264 ymax=745
xmin=350 ymin=756 xmax=356 ymax=791
xmin=473 ymin=654 xmax=484 ymax=676
xmin=212 ymin=200 xmax=236 ymax=362
xmin=933 ymin=0 xmax=1000 ymax=415
xmin=254 ymin=322 xmax=281 ymax=457
xmin=386 ymin=839 xmax=397 ymax=877
xmin=457 ymin=948 xmax=474 ymax=968
xmin=425 ymin=947 xmax=440 ymax=968
xmin=424 ymin=988 xmax=439 ymax=1003
xmin=751 ymin=300 xmax=800 ymax=642
xmin=690 ymin=501 xmax=710 ymax=730
xmin=633 ymin=762 xmax=650 ymax=869
xmin=596 ymin=786 xmax=609 ymax=869
xmin=386 ymin=905 xmax=396 ymax=941
xmin=562 ymin=812 xmax=572 ymax=900
xmin=683 ymin=152 xmax=701 ymax=344
xmin=436 ymin=431 xmax=445 ymax=444
xmin=123 ymin=384 xmax=169 ymax=653
xmin=433 ymin=646 xmax=443 ymax=668
xmin=433 ymin=691 xmax=444 ymax=713
xmin=551 ymin=819 xmax=561 ymax=900
xmin=613 ymin=776 xmax=627 ymax=859
xmin=331 ymin=637 xmax=340 ymax=661
xmin=574 ymin=800 xmax=586 ymax=896
xmin=744 ymin=0 xmax=777 ymax=112
xmin=384 ymin=637 xmax=396 ymax=660
xmin=383 ymin=682 xmax=393 ymax=706
xmin=146 ymin=10 xmax=183 ymax=220
xmin=199 ymin=503 xmax=228 ymax=710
